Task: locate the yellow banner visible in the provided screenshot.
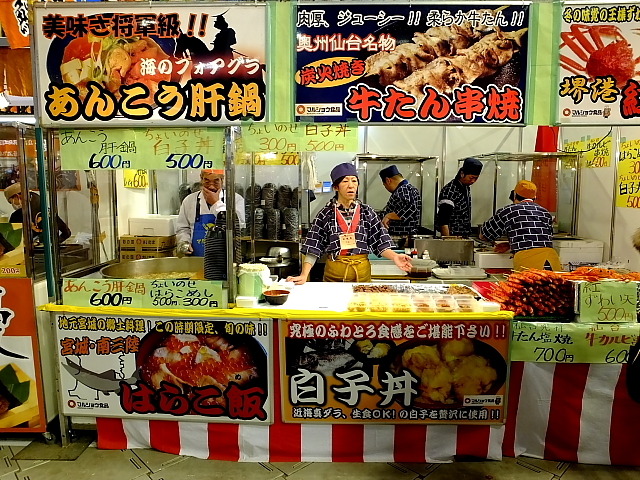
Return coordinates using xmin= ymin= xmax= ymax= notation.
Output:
xmin=617 ymin=138 xmax=640 ymax=208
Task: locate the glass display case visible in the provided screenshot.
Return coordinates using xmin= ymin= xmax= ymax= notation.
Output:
xmin=354 ymin=154 xmax=440 ymax=235
xmin=467 ymin=152 xmax=580 ymax=235
xmin=230 ymin=131 xmax=309 ymax=283
xmin=45 ymin=130 xmax=118 ymax=288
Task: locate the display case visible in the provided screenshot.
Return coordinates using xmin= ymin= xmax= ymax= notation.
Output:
xmin=354 ymin=154 xmax=440 ymax=236
xmin=468 ymin=152 xmax=580 ymax=235
xmin=231 ymin=131 xmax=311 ymax=282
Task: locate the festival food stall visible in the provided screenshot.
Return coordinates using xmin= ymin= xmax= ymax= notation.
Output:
xmin=25 ymin=0 xmax=640 ymax=468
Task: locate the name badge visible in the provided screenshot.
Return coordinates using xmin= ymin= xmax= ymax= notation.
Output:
xmin=339 ymin=233 xmax=357 ymax=250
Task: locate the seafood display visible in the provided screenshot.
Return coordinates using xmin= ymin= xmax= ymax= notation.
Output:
xmin=485 ymin=270 xmax=574 ymax=317
xmin=386 ymin=338 xmax=502 ymax=406
xmin=347 ymin=292 xmax=478 ymax=313
xmin=139 ymin=333 xmax=263 ymax=410
xmin=60 ymin=35 xmax=172 ymax=103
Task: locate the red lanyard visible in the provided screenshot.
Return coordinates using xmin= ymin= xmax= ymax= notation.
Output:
xmin=335 ymin=203 xmax=360 ymax=255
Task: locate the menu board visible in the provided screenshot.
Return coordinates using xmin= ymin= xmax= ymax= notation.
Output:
xmin=578 ymin=281 xmax=638 ymax=323
xmin=296 ymin=3 xmax=529 ymax=123
xmin=281 ymin=318 xmax=509 ymax=425
xmin=58 ymin=128 xmax=224 ymax=170
xmin=55 ymin=314 xmax=273 ymax=423
xmin=617 ymin=137 xmax=640 ymax=208
xmin=62 ymin=278 xmax=225 ymax=310
xmin=34 ymin=3 xmax=267 ymax=126
xmin=512 ymin=321 xmax=639 ymax=364
xmin=558 ymin=3 xmax=640 ymax=124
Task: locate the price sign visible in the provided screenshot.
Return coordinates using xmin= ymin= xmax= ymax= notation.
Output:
xmin=578 ymin=281 xmax=638 ymax=323
xmin=58 ymin=128 xmax=224 ymax=170
xmin=583 ymin=136 xmax=611 ymax=168
xmin=242 ymin=122 xmax=358 ymax=153
xmin=123 ymin=170 xmax=149 ymax=189
xmin=63 ymin=278 xmax=225 ymax=310
xmin=617 ymin=138 xmax=640 ymax=208
xmin=512 ymin=321 xmax=640 ymax=364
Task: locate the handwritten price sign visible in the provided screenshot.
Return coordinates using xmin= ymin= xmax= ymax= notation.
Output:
xmin=242 ymin=122 xmax=358 ymax=153
xmin=59 ymin=128 xmax=224 ymax=170
xmin=63 ymin=278 xmax=225 ymax=310
xmin=578 ymin=281 xmax=638 ymax=323
xmin=617 ymin=138 xmax=640 ymax=208
xmin=583 ymin=136 xmax=611 ymax=168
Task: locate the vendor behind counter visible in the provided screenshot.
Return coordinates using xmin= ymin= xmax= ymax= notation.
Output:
xmin=287 ymin=163 xmax=412 ymax=284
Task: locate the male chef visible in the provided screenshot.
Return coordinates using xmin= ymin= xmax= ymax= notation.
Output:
xmin=379 ymin=164 xmax=422 ymax=236
xmin=480 ymin=180 xmax=561 ymax=271
xmin=436 ymin=157 xmax=483 ymax=237
xmin=176 ymin=169 xmax=245 ymax=256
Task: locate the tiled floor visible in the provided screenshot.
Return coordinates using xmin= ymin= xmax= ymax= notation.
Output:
xmin=0 ymin=439 xmax=639 ymax=480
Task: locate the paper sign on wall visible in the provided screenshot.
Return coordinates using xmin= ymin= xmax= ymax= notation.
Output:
xmin=578 ymin=281 xmax=637 ymax=323
xmin=583 ymin=136 xmax=611 ymax=168
xmin=617 ymin=138 xmax=640 ymax=208
xmin=241 ymin=122 xmax=358 ymax=153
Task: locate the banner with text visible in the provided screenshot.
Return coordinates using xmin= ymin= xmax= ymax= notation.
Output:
xmin=56 ymin=313 xmax=272 ymax=423
xmin=0 ymin=279 xmax=47 ymax=432
xmin=241 ymin=122 xmax=358 ymax=153
xmin=58 ymin=128 xmax=223 ymax=170
xmin=296 ymin=3 xmax=529 ymax=123
xmin=34 ymin=3 xmax=267 ymax=126
xmin=281 ymin=318 xmax=509 ymax=425
xmin=511 ymin=320 xmax=639 ymax=364
xmin=62 ymin=278 xmax=225 ymax=310
xmin=558 ymin=4 xmax=640 ymax=124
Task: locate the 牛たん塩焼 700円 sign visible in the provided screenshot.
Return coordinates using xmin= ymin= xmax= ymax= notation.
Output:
xmin=295 ymin=3 xmax=529 ymax=124
xmin=34 ymin=4 xmax=267 ymax=126
xmin=58 ymin=128 xmax=224 ymax=170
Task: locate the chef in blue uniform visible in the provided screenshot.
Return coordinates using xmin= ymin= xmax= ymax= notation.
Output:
xmin=436 ymin=157 xmax=483 ymax=237
xmin=379 ymin=164 xmax=422 ymax=236
xmin=176 ymin=169 xmax=245 ymax=256
xmin=287 ymin=163 xmax=412 ymax=284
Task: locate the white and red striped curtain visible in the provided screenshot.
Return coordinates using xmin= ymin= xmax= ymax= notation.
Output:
xmin=96 ymin=362 xmax=640 ymax=465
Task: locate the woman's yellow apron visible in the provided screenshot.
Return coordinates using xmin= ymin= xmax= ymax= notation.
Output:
xmin=513 ymin=247 xmax=562 ymax=272
xmin=323 ymin=254 xmax=371 ymax=282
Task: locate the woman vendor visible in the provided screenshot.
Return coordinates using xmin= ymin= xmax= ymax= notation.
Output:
xmin=287 ymin=163 xmax=412 ymax=285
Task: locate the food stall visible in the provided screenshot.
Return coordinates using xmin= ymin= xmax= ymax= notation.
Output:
xmin=26 ymin=0 xmax=640 ymax=468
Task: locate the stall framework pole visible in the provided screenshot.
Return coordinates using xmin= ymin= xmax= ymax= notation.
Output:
xmin=226 ymin=127 xmax=238 ymax=301
xmin=609 ymin=127 xmax=621 ymax=261
xmin=36 ymin=128 xmax=57 ymax=298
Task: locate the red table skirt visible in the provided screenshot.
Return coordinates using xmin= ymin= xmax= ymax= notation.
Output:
xmin=97 ymin=362 xmax=640 ymax=465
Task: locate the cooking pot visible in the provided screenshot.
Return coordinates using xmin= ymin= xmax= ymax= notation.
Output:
xmin=100 ymin=257 xmax=204 ymax=279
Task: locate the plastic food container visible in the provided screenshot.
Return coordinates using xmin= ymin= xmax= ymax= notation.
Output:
xmin=390 ymin=293 xmax=414 ymax=313
xmin=412 ymin=294 xmax=435 ymax=313
xmin=347 ymin=293 xmax=369 ymax=312
xmin=435 ymin=295 xmax=457 ymax=313
xmin=368 ymin=295 xmax=391 ymax=312
xmin=453 ymin=294 xmax=477 ymax=312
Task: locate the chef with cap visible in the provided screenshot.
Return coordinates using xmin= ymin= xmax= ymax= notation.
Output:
xmin=176 ymin=169 xmax=245 ymax=256
xmin=287 ymin=163 xmax=412 ymax=284
xmin=4 ymin=182 xmax=71 ymax=243
xmin=436 ymin=157 xmax=483 ymax=237
xmin=379 ymin=164 xmax=422 ymax=236
xmin=480 ymin=180 xmax=561 ymax=271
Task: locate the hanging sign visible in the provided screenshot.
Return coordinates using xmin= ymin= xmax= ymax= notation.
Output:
xmin=0 ymin=279 xmax=47 ymax=432
xmin=62 ymin=278 xmax=225 ymax=310
xmin=33 ymin=3 xmax=267 ymax=126
xmin=558 ymin=4 xmax=640 ymax=124
xmin=511 ymin=321 xmax=639 ymax=364
xmin=58 ymin=128 xmax=224 ymax=170
xmin=0 ymin=0 xmax=30 ymax=49
xmin=578 ymin=281 xmax=638 ymax=323
xmin=295 ymin=3 xmax=529 ymax=124
xmin=583 ymin=136 xmax=612 ymax=168
xmin=241 ymin=122 xmax=358 ymax=153
xmin=617 ymin=137 xmax=640 ymax=208
xmin=55 ymin=313 xmax=273 ymax=423
xmin=123 ymin=170 xmax=148 ymax=189
xmin=281 ymin=318 xmax=509 ymax=425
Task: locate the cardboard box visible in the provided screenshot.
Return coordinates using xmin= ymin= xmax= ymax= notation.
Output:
xmin=119 ymin=235 xmax=176 ymax=251
xmin=553 ymin=239 xmax=603 ymax=271
xmin=129 ymin=215 xmax=178 ymax=236
xmin=119 ymin=249 xmax=175 ymax=261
